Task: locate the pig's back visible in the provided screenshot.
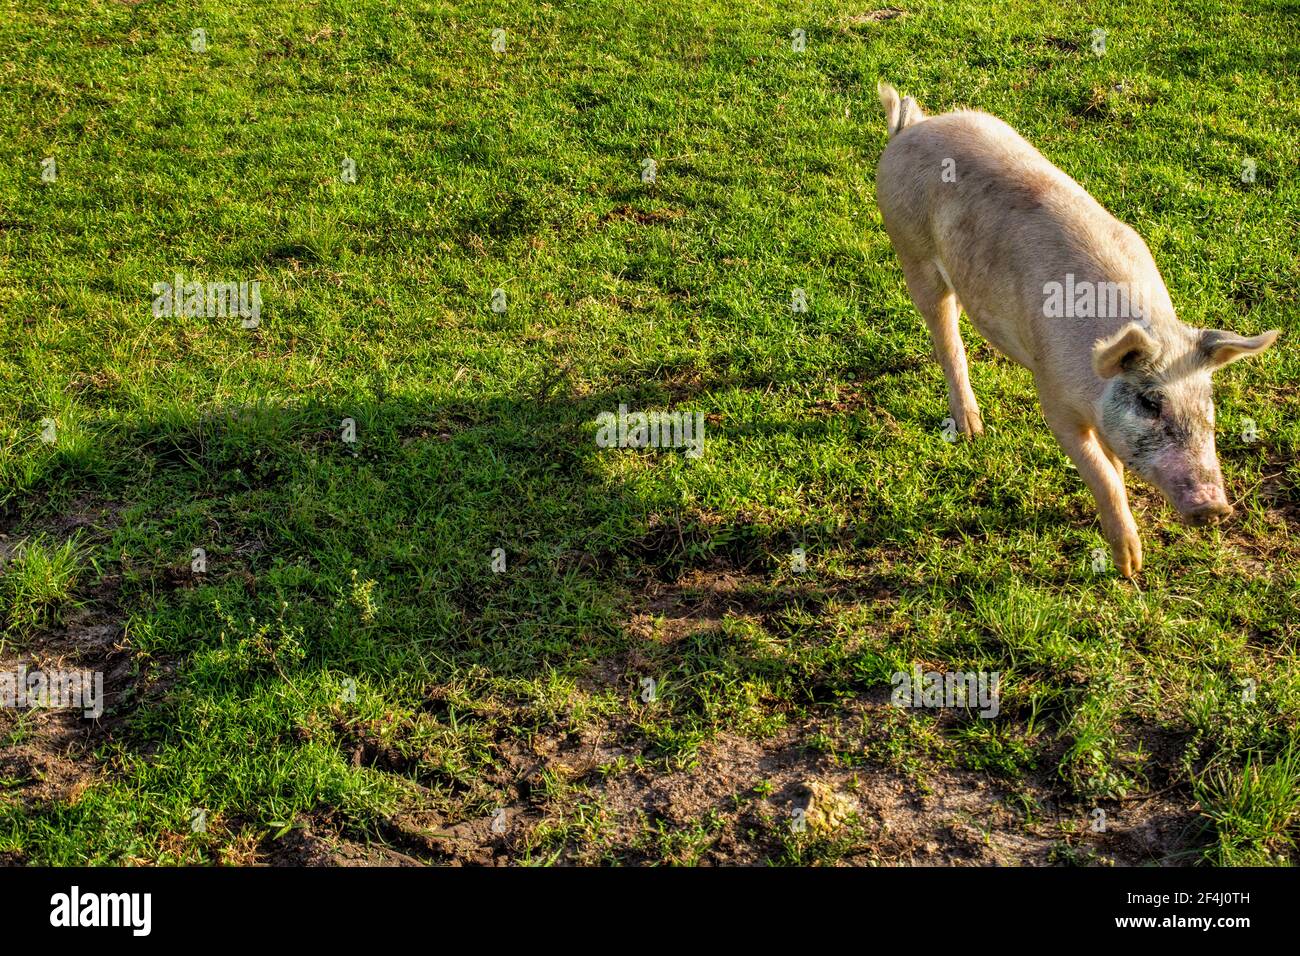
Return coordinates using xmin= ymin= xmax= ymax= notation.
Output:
xmin=877 ymin=110 xmax=1169 ymax=375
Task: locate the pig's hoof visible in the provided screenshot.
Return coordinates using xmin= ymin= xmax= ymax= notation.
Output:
xmin=1111 ymin=533 xmax=1143 ymax=578
xmin=957 ymin=408 xmax=984 ymax=438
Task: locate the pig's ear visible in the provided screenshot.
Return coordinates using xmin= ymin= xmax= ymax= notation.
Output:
xmin=1199 ymin=328 xmax=1280 ymax=371
xmin=1093 ymin=323 xmax=1159 ymax=379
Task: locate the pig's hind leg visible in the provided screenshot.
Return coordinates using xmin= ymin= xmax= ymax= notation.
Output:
xmin=900 ymin=257 xmax=984 ymax=437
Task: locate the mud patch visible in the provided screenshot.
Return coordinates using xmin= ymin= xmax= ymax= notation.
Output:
xmin=0 ymin=502 xmax=165 ymax=824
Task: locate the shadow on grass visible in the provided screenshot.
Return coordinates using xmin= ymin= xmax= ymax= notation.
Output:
xmin=0 ymin=368 xmax=1209 ymax=863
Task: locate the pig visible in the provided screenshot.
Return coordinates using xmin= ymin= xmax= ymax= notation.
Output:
xmin=874 ymin=81 xmax=1278 ymax=577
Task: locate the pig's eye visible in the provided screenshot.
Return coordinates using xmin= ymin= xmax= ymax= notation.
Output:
xmin=1136 ymin=393 xmax=1163 ymax=418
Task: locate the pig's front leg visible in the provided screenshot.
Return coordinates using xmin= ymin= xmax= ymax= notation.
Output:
xmin=1041 ymin=406 xmax=1143 ymax=577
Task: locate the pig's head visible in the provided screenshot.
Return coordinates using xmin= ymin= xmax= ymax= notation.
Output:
xmin=1093 ymin=322 xmax=1279 ymax=526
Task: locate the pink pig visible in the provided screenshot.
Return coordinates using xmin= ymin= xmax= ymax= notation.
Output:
xmin=875 ymin=81 xmax=1279 ymax=576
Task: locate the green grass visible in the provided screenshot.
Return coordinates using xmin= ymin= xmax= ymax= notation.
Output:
xmin=1196 ymin=745 xmax=1300 ymax=866
xmin=0 ymin=0 xmax=1296 ymax=865
xmin=0 ymin=535 xmax=83 ymax=638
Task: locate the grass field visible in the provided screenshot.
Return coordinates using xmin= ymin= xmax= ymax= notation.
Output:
xmin=1 ymin=0 xmax=1297 ymax=866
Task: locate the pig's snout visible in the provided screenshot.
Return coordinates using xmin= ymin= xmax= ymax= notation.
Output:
xmin=1178 ymin=484 xmax=1233 ymax=526
xmin=1145 ymin=445 xmax=1232 ymax=526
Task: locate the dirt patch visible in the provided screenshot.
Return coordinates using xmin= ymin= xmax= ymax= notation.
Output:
xmin=810 ymin=383 xmax=874 ymax=417
xmin=0 ymin=736 xmax=95 ymax=808
xmin=627 ymin=567 xmax=768 ymax=644
xmin=837 ymin=9 xmax=908 ymax=29
xmin=259 ymin=823 xmax=426 ymax=866
xmin=365 ymin=564 xmax=1206 ymax=866
xmin=377 ymin=708 xmax=1200 ymax=866
xmin=270 ymin=533 xmax=1222 ymax=867
xmin=0 ymin=501 xmax=166 ymax=830
xmin=1038 ymin=36 xmax=1083 ymax=53
xmin=599 ymin=205 xmax=685 ymax=227
xmin=0 ymin=582 xmax=138 ymax=814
